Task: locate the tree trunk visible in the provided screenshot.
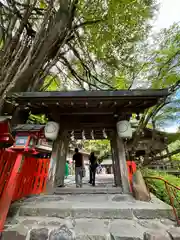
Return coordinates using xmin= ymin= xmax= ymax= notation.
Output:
xmin=0 ymin=0 xmax=72 ymax=100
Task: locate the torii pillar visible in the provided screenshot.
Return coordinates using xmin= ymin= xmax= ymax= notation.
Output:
xmin=46 ymin=131 xmax=69 ymax=193
xmin=111 ymin=131 xmax=130 ymax=193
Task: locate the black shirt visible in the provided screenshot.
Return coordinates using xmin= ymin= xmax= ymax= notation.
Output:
xmin=89 ymin=155 xmax=97 ymax=166
xmin=73 ymin=152 xmax=83 ymax=167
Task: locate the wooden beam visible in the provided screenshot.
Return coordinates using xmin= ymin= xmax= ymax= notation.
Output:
xmin=7 ymin=89 xmax=168 ymax=99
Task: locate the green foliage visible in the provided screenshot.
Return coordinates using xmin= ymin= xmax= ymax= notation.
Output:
xmin=0 ymin=0 xmax=156 ymax=92
xmin=41 ymin=75 xmax=61 ymax=91
xmin=39 ymin=0 xmax=47 ymax=9
xmin=154 ymin=100 xmax=180 ymax=124
xmin=113 ymin=74 xmax=129 ymax=89
xmin=169 ymin=140 xmax=180 ymax=161
xmin=83 ymin=140 xmax=111 ymax=162
xmin=133 ymin=24 xmax=180 ymax=131
xmin=144 ymin=24 xmax=180 ymax=89
xmin=27 ymin=114 xmax=48 ymax=124
xmin=0 ymin=0 xmax=178 ymax=135
xmin=65 ymin=0 xmax=156 ymax=89
xmin=143 ymin=168 xmax=180 ymax=214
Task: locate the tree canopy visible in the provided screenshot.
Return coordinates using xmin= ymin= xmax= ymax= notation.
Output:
xmin=82 ymin=24 xmax=180 ymax=161
xmin=0 ymin=0 xmax=156 ymax=106
xmin=0 ymin=0 xmax=179 ymax=162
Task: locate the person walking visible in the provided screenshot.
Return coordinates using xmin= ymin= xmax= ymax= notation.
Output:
xmin=73 ymin=148 xmax=84 ymax=188
xmin=89 ymin=152 xmax=98 ymax=186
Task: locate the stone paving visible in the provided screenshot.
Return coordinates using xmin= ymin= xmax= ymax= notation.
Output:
xmin=2 ymin=174 xmax=180 ymax=240
xmin=55 ymin=174 xmax=122 ymax=194
xmin=62 ymin=174 xmax=116 ymax=189
xmin=3 ymin=216 xmax=180 ymax=240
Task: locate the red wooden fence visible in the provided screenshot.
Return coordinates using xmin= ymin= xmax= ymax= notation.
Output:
xmin=0 ymin=150 xmax=50 ymax=232
xmin=13 ymin=156 xmax=50 ymax=201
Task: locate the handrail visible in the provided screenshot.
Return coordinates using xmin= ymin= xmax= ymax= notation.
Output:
xmin=144 ymin=176 xmax=180 ymax=226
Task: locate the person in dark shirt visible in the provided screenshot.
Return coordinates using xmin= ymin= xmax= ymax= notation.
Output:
xmin=89 ymin=152 xmax=98 ymax=186
xmin=73 ymin=148 xmax=84 ymax=187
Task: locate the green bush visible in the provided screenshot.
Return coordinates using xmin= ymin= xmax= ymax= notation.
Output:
xmin=142 ymin=168 xmax=180 ymax=214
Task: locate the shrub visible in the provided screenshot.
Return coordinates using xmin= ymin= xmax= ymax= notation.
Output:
xmin=142 ymin=168 xmax=180 ymax=214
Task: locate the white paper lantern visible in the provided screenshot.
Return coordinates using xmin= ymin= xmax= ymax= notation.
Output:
xmin=44 ymin=121 xmax=60 ymax=140
xmin=116 ymin=120 xmax=132 ymax=139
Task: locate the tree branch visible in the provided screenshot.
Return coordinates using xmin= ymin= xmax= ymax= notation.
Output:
xmin=153 ymin=148 xmax=180 ymax=161
xmin=67 ymin=42 xmax=114 ymax=89
xmin=61 ymin=55 xmax=102 ymax=90
xmin=73 ymin=19 xmax=103 ymax=30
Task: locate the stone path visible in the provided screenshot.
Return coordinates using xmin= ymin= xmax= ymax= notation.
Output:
xmin=2 ymin=174 xmax=180 ymax=240
xmin=3 ymin=216 xmax=180 ymax=240
xmin=55 ymin=174 xmax=121 ymax=194
xmin=64 ymin=174 xmax=115 ymax=188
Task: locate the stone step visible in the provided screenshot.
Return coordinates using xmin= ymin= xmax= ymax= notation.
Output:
xmin=16 ymin=194 xmax=174 ymax=220
xmin=20 ymin=193 xmax=135 ymax=203
xmin=2 ymin=217 xmax=178 ymax=240
xmin=54 ymin=187 xmax=122 ymax=195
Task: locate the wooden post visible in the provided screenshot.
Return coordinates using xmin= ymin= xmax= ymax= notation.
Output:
xmin=110 ymin=135 xmax=121 ymax=187
xmin=45 ymin=136 xmax=60 ymax=193
xmin=110 ymin=139 xmax=116 ymax=186
xmin=46 ymin=131 xmax=69 ymax=193
xmin=55 ymin=133 xmax=69 ymax=187
xmin=116 ymin=136 xmax=131 ymax=193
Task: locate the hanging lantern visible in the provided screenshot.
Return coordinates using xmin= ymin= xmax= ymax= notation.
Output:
xmin=116 ymin=120 xmax=132 ymax=139
xmin=44 ymin=121 xmax=59 ymax=141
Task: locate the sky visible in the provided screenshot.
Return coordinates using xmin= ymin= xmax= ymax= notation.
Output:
xmin=152 ymin=0 xmax=180 ymax=133
xmin=153 ymin=0 xmax=180 ymax=32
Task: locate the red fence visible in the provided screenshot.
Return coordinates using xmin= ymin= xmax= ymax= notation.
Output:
xmin=145 ymin=176 xmax=180 ymax=226
xmin=0 ymin=150 xmax=18 ymax=199
xmin=0 ymin=150 xmax=50 ymax=232
xmin=13 ymin=156 xmax=50 ymax=201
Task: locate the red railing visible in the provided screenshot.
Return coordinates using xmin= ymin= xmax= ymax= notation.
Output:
xmin=144 ymin=176 xmax=180 ymax=226
xmin=0 ymin=150 xmax=50 ymax=232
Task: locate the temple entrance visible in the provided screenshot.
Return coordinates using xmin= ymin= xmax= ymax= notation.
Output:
xmin=0 ymin=89 xmax=170 ymax=233
xmin=4 ymin=89 xmax=168 ymax=195
xmin=65 ymin=139 xmax=115 ymax=189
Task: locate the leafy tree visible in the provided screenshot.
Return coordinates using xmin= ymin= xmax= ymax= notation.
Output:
xmin=0 ymin=0 xmax=156 ymax=109
xmin=131 ymin=24 xmax=180 ymax=154
xmin=154 ymin=92 xmax=180 ymax=129
xmin=83 ymin=139 xmax=111 ymax=162
xmin=41 ymin=75 xmax=62 ymax=91
xmin=168 ymin=139 xmax=180 ymax=161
